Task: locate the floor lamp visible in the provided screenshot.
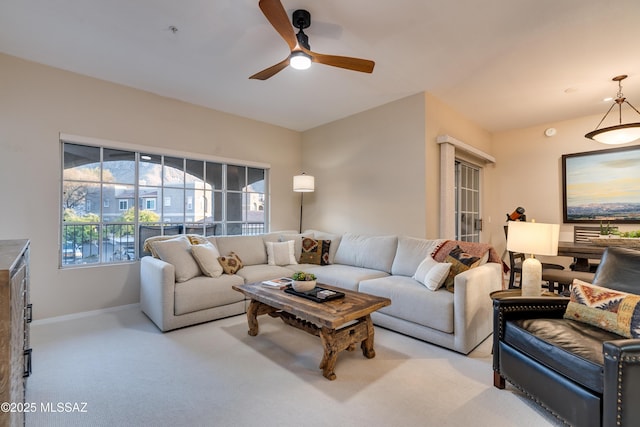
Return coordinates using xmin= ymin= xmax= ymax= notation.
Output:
xmin=293 ymin=173 xmax=314 ymax=233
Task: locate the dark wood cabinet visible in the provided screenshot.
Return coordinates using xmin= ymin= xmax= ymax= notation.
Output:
xmin=0 ymin=240 xmax=31 ymax=427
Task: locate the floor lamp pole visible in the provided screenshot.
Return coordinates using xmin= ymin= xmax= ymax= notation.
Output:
xmin=293 ymin=173 xmax=314 ymax=233
xmin=299 ymin=192 xmax=304 ymax=233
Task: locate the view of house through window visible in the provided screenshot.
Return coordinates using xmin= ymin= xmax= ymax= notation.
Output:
xmin=61 ymin=141 xmax=268 ymax=267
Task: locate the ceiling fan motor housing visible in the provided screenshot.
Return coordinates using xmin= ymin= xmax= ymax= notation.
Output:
xmin=292 ymin=9 xmax=311 ymax=29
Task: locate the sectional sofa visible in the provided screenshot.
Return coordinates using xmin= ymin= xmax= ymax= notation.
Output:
xmin=140 ymin=230 xmax=503 ymax=354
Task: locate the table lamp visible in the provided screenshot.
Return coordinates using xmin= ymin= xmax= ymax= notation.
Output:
xmin=507 ymin=220 xmax=560 ymax=296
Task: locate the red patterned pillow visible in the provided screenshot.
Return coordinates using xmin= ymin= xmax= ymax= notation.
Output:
xmin=299 ymin=237 xmax=331 ymax=265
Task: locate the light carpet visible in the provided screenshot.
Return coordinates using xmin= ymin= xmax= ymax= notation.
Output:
xmin=26 ymin=306 xmax=562 ymax=426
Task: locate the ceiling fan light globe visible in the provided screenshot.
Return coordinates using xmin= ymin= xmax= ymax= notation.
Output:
xmin=289 ymin=51 xmax=311 ymax=70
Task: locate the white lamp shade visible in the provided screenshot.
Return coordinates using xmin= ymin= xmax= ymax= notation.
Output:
xmin=588 ymin=123 xmax=640 ymax=145
xmin=293 ymin=174 xmax=315 ymax=192
xmin=507 ymin=221 xmax=559 ymax=256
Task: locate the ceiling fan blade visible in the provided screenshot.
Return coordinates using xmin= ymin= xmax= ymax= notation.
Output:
xmin=259 ymin=0 xmax=298 ymax=51
xmin=249 ymin=57 xmax=290 ymax=80
xmin=305 ymin=48 xmax=375 ymax=74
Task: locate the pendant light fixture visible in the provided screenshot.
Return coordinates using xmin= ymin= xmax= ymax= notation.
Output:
xmin=585 ymin=75 xmax=640 ymax=145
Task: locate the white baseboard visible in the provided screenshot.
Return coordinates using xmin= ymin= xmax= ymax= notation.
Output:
xmin=32 ymin=303 xmax=140 ymax=326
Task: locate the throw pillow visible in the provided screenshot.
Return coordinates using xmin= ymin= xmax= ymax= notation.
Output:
xmin=143 ymin=235 xmax=181 ymax=258
xmin=278 ymin=233 xmax=313 ymax=260
xmin=265 ymin=241 xmax=297 ymax=266
xmin=217 ymin=252 xmax=244 ymax=275
xmin=150 ymin=235 xmax=202 ymax=283
xmin=413 ymin=256 xmax=452 ymax=291
xmin=563 ymin=279 xmax=640 ymax=338
xmin=299 ymin=237 xmax=331 ymax=265
xmin=191 ymin=241 xmax=223 ymax=278
xmin=186 ymin=234 xmax=208 ymax=245
xmin=443 ymin=245 xmax=481 ymax=292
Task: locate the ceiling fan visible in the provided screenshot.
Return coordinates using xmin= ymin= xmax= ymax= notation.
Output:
xmin=249 ymin=0 xmax=375 ymax=80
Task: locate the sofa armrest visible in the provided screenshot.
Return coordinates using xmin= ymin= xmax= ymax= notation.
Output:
xmin=140 ymin=256 xmax=176 ymax=332
xmin=603 ymin=339 xmax=640 ymax=427
xmin=452 ymin=262 xmax=503 ymax=354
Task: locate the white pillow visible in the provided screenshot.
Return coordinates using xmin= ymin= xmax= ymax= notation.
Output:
xmin=191 ymin=242 xmax=223 ymax=278
xmin=150 ymin=235 xmax=201 ymax=283
xmin=413 ymin=256 xmax=452 ymax=291
xmin=278 ymin=233 xmax=313 ymax=260
xmin=265 ymin=241 xmax=297 ymax=266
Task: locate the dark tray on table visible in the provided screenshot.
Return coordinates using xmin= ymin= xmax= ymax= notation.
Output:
xmin=284 ymin=285 xmax=345 ymax=303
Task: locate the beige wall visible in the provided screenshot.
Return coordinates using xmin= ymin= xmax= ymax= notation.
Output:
xmin=0 ymin=53 xmax=302 ymax=320
xmin=301 ymin=92 xmax=496 ymax=241
xmin=489 ymin=116 xmax=640 ymax=265
xmin=301 ymin=93 xmax=427 ymax=237
xmin=424 ymin=92 xmax=495 ymax=240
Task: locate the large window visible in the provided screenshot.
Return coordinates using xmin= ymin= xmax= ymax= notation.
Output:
xmin=61 ymin=141 xmax=268 ymax=267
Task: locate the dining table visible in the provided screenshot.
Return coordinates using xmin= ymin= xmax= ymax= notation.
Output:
xmin=556 ymin=241 xmax=606 ymax=272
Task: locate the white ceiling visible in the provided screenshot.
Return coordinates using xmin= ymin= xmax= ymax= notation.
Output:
xmin=2 ymin=0 xmax=640 ymax=133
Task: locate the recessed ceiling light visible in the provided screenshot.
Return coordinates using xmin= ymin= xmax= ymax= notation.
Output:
xmin=603 ymin=97 xmax=613 ymax=102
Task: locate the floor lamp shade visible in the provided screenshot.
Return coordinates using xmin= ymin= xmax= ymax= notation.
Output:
xmin=507 ymin=221 xmax=560 ymax=296
xmin=293 ymin=174 xmax=315 ymax=192
xmin=293 ymin=173 xmax=314 ymax=233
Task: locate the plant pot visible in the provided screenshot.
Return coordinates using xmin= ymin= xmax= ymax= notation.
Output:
xmin=292 ymin=280 xmax=316 ymax=292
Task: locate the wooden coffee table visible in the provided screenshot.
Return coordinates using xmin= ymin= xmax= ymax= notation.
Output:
xmin=232 ymin=282 xmax=391 ymax=380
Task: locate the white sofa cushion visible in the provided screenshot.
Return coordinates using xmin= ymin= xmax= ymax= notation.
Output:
xmin=191 ymin=241 xmax=224 ymax=278
xmin=304 ymin=264 xmax=389 ymax=291
xmin=413 ymin=256 xmax=451 ymax=291
xmin=334 ymin=233 xmax=398 ymax=273
xmin=359 ymin=275 xmax=455 ymax=333
xmin=391 ymin=236 xmax=444 ymax=277
xmin=215 ymin=235 xmax=268 ymax=266
xmin=149 ymin=235 xmax=201 ymax=283
xmin=174 ymin=274 xmax=245 ymax=315
xmin=265 ymin=240 xmax=297 ymax=266
xmin=235 ymin=264 xmax=297 ymax=284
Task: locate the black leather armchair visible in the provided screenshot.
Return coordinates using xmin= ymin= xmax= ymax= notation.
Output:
xmin=492 ymin=246 xmax=640 ymax=427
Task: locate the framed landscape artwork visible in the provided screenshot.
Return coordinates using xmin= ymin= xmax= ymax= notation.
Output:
xmin=562 ymin=145 xmax=640 ymax=223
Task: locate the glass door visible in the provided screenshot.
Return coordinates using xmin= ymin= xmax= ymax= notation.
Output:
xmin=455 ymin=160 xmax=481 ymax=242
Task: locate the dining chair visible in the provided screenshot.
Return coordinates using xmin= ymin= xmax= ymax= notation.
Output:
xmin=570 ymin=226 xmax=607 ymax=272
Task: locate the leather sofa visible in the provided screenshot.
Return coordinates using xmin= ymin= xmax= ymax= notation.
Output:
xmin=492 ymin=246 xmax=640 ymax=427
xmin=140 ymin=230 xmax=503 ymax=354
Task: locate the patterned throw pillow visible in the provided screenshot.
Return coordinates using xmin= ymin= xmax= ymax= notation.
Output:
xmin=217 ymin=252 xmax=244 ymax=274
xmin=443 ymin=245 xmax=481 ymax=292
xmin=564 ymin=279 xmax=640 ymax=338
xmin=299 ymin=237 xmax=331 ymax=265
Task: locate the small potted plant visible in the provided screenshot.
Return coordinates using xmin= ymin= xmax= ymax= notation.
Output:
xmin=291 ymin=271 xmax=317 ymax=292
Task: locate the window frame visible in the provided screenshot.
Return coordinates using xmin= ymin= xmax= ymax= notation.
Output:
xmin=60 ymin=134 xmax=270 ymax=268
